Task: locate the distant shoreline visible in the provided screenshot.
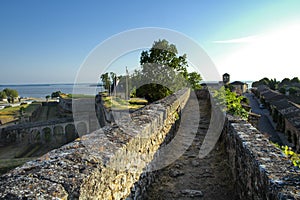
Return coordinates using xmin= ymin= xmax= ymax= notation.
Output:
xmin=0 ymin=84 xmax=104 ymax=99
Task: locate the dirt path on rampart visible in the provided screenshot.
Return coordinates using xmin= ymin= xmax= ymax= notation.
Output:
xmin=145 ymin=97 xmax=236 ymax=200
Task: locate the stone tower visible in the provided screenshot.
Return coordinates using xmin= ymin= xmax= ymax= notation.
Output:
xmin=223 ymin=73 xmax=230 ymax=85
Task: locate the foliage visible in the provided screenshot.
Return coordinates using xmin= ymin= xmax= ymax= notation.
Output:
xmin=213 ymin=87 xmax=249 ymax=119
xmin=241 ymin=96 xmax=250 ymax=105
xmin=187 ymin=72 xmax=202 ymax=90
xmin=252 ymin=77 xmax=270 ymax=87
xmin=100 ymin=72 xmax=118 ymax=94
xmin=101 ymin=95 xmax=145 ymax=110
xmin=136 ymin=83 xmax=172 ymax=103
xmin=273 ymin=143 xmax=300 ymax=167
xmin=281 ymin=78 xmax=291 ymax=85
xmin=135 ymin=39 xmax=202 ymax=102
xmin=51 ymin=91 xmax=61 ymax=98
xmin=0 ymin=91 xmax=7 ymax=99
xmin=279 ymin=87 xmax=286 ymax=94
xmin=45 ymin=95 xmax=50 ymax=100
xmin=291 ymin=77 xmax=300 ymax=83
xmin=128 ymin=98 xmax=148 ymax=105
xmin=288 ymin=87 xmax=299 ymax=95
xmin=252 ymin=78 xmax=279 ymax=90
xmin=268 ymin=78 xmax=279 ymax=90
xmin=3 ymin=88 xmax=18 ymax=98
xmin=140 ymin=39 xmax=188 ymax=78
xmin=100 ymin=73 xmax=111 ymax=91
xmin=1 ymin=88 xmax=18 ymax=103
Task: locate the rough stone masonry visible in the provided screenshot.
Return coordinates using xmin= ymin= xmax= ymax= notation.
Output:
xmin=1 ymin=88 xmax=300 ymax=199
xmin=0 ymin=88 xmax=190 ymax=199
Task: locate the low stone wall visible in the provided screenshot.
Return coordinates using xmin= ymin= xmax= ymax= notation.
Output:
xmin=0 ymin=88 xmax=190 ymax=199
xmin=223 ymin=116 xmax=300 ymax=200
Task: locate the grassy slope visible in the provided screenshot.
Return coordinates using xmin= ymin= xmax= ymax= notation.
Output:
xmin=0 ymin=103 xmax=41 ymax=124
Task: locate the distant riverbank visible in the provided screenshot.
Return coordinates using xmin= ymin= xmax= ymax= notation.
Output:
xmin=0 ymin=83 xmax=104 ymax=99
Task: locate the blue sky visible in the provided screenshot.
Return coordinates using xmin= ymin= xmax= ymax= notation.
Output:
xmin=0 ymin=0 xmax=300 ymax=84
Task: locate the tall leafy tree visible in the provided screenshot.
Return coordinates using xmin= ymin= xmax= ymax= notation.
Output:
xmin=0 ymin=91 xmax=7 ymax=100
xmin=268 ymin=78 xmax=279 ymax=90
xmin=291 ymin=77 xmax=300 ymax=83
xmin=100 ymin=73 xmax=111 ymax=91
xmin=3 ymin=88 xmax=18 ymax=103
xmin=187 ymin=72 xmax=202 ymax=90
xmin=137 ymin=39 xmax=201 ymax=102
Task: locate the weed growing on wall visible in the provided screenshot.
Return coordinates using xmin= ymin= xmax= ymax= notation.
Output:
xmin=273 ymin=143 xmax=300 ymax=167
xmin=213 ymin=87 xmax=249 ymax=119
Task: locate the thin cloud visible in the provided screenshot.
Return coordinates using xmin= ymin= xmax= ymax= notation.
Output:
xmin=213 ymin=35 xmax=260 ymax=44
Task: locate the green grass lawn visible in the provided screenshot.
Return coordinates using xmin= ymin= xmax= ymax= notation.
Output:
xmin=0 ymin=102 xmax=41 ymax=124
xmin=102 ymin=96 xmax=148 ymax=110
xmin=60 ymin=93 xmax=95 ymax=99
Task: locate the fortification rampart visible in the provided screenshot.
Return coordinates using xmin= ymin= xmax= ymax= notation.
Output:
xmin=0 ymin=88 xmax=190 ymax=199
xmin=222 ymin=116 xmax=300 ymax=199
xmin=0 ymin=88 xmax=299 ymax=199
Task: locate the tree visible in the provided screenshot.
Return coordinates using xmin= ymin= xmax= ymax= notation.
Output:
xmin=136 ymin=39 xmax=201 ymax=102
xmin=0 ymin=91 xmax=7 ymax=100
xmin=3 ymin=88 xmax=18 ymax=103
xmin=268 ymin=78 xmax=279 ymax=90
xmin=279 ymin=87 xmax=286 ymax=94
xmin=136 ymin=83 xmax=172 ymax=103
xmin=281 ymin=78 xmax=291 ymax=85
xmin=289 ymin=87 xmax=298 ymax=95
xmin=291 ymin=77 xmax=300 ymax=83
xmin=187 ymin=72 xmax=202 ymax=90
xmin=46 ymin=95 xmax=50 ymax=102
xmin=51 ymin=91 xmax=62 ymax=98
xmin=100 ymin=73 xmax=111 ymax=91
xmin=140 ymin=39 xmax=188 ymax=80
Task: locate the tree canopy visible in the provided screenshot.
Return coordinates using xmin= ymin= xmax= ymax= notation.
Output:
xmin=51 ymin=91 xmax=62 ymax=98
xmin=252 ymin=78 xmax=279 ymax=90
xmin=0 ymin=91 xmax=7 ymax=99
xmin=135 ymin=39 xmax=202 ymax=102
xmin=3 ymin=88 xmax=18 ymax=98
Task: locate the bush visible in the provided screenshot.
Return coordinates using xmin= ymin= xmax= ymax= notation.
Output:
xmin=213 ymin=87 xmax=249 ymax=119
xmin=136 ymin=83 xmax=172 ymax=103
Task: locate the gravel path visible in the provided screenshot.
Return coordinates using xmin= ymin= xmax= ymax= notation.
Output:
xmin=144 ymin=97 xmax=236 ymax=200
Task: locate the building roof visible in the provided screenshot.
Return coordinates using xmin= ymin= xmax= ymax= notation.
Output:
xmin=257 ymin=85 xmax=269 ymax=93
xmin=258 ymin=86 xmax=300 ymax=131
xmin=271 ymin=99 xmax=292 ymax=110
xmin=230 ymin=81 xmax=246 ymax=85
xmin=260 ymin=88 xmax=285 ymax=102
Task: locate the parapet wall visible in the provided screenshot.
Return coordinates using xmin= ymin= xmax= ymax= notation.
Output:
xmin=222 ymin=116 xmax=300 ymax=200
xmin=1 ymin=88 xmax=299 ymax=199
xmin=0 ymin=88 xmax=190 ymax=199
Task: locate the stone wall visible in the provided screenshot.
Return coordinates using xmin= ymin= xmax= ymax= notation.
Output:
xmin=1 ymin=88 xmax=300 ymax=199
xmin=248 ymin=112 xmax=260 ymax=129
xmin=222 ymin=115 xmax=300 ymax=200
xmin=0 ymin=88 xmax=190 ymax=199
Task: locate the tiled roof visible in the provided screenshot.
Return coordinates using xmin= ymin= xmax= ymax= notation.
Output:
xmin=271 ymin=99 xmax=291 ymax=110
xmin=260 ymin=89 xmax=285 ymax=102
xmin=259 ymin=86 xmax=300 ymax=131
xmin=278 ymin=102 xmax=300 ymax=129
xmin=231 ymin=81 xmax=246 ymax=85
xmin=257 ymin=85 xmax=268 ymax=92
